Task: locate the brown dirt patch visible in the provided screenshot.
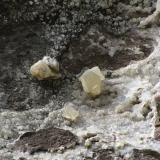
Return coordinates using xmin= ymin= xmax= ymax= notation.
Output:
xmin=15 ymin=127 xmax=78 ymax=154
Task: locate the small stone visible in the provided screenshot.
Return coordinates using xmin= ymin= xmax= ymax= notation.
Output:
xmin=115 ymin=94 xmax=138 ymax=113
xmin=154 ymin=127 xmax=160 ymax=140
xmin=115 ymin=141 xmax=126 ymax=150
xmin=89 ymin=136 xmax=100 ymax=142
xmin=30 ymin=57 xmax=60 ymax=80
xmin=154 ymin=93 xmax=160 ymax=102
xmin=79 ymin=66 xmax=105 ymax=97
xmin=62 ymin=102 xmax=79 ymax=122
xmin=85 ymin=139 xmax=92 ymax=148
xmin=97 ymin=109 xmax=106 ymax=117
xmin=115 ymin=101 xmax=132 ymax=114
xmin=140 ymin=101 xmax=151 ymax=118
xmin=78 ymin=131 xmax=97 ymax=140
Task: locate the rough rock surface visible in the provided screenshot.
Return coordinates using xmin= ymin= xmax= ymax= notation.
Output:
xmin=61 ymin=25 xmax=154 ymax=74
xmin=130 ymin=149 xmax=160 ymax=160
xmin=1 ymin=0 xmax=160 ymax=160
xmin=95 ymin=149 xmax=123 ymax=160
xmin=15 ymin=127 xmax=78 ymax=154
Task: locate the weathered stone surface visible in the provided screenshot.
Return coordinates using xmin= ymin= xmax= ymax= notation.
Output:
xmin=62 ymin=102 xmax=79 ymax=122
xmin=79 ymin=66 xmax=104 ymax=97
xmin=15 ymin=127 xmax=78 ymax=154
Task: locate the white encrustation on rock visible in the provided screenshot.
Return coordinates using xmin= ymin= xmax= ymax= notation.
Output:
xmin=115 ymin=92 xmax=139 ymax=113
xmin=79 ymin=66 xmax=105 ymax=97
xmin=62 ymin=102 xmax=79 ymax=122
xmin=30 ymin=56 xmax=61 ymax=80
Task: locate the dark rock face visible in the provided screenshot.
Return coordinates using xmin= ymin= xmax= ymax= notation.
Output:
xmin=95 ymin=149 xmax=123 ymax=160
xmin=0 ymin=24 xmax=75 ymax=111
xmin=0 ymin=24 xmax=54 ymax=111
xmin=131 ymin=149 xmax=160 ymax=160
xmin=95 ymin=149 xmax=160 ymax=160
xmin=15 ymin=127 xmax=78 ymax=154
xmin=61 ymin=24 xmax=154 ymax=74
xmin=45 ymin=0 xmax=156 ymax=56
xmin=0 ymin=0 xmax=157 ymax=111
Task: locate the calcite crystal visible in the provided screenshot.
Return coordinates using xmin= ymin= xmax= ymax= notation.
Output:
xmin=30 ymin=57 xmax=60 ymax=80
xmin=90 ymin=66 xmax=105 ymax=81
xmin=79 ymin=66 xmax=105 ymax=97
xmin=62 ymin=103 xmax=79 ymax=122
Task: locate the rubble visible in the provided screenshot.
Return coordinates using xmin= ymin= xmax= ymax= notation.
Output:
xmin=84 ymin=139 xmax=92 ymax=148
xmin=79 ymin=66 xmax=105 ymax=97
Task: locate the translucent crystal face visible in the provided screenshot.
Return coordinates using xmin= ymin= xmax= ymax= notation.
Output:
xmin=90 ymin=66 xmax=105 ymax=81
xmin=79 ymin=66 xmax=104 ymax=97
xmin=62 ymin=103 xmax=79 ymax=122
xmin=30 ymin=60 xmax=60 ymax=80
